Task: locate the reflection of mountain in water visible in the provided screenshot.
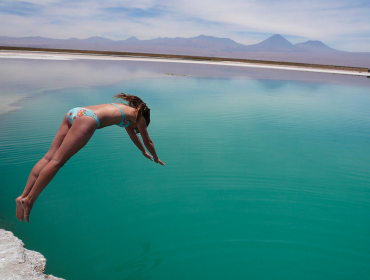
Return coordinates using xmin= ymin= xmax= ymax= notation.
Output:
xmin=116 ymin=241 xmax=162 ymax=280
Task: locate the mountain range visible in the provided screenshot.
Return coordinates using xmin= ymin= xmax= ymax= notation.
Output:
xmin=1 ymin=34 xmax=369 ymax=67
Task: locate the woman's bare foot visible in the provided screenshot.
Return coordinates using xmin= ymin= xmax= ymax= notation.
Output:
xmin=21 ymin=198 xmax=33 ymax=223
xmin=15 ymin=197 xmax=24 ymax=222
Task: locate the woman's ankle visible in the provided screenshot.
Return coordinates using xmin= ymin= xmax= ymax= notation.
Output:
xmin=21 ymin=196 xmax=34 ymax=205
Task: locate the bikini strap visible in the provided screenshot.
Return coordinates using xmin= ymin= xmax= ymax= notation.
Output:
xmin=110 ymin=103 xmax=124 ymax=125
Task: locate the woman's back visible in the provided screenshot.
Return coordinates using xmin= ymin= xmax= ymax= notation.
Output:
xmin=84 ymin=103 xmax=137 ymax=129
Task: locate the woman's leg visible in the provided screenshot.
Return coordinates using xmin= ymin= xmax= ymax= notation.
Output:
xmin=16 ymin=115 xmax=71 ymax=221
xmin=21 ymin=116 xmax=97 ymax=223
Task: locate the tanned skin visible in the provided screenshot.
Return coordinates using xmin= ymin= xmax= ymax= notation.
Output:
xmin=16 ymin=102 xmax=164 ymax=223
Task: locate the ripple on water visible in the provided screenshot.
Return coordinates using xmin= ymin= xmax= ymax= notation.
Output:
xmin=1 ymin=77 xmax=370 ymax=280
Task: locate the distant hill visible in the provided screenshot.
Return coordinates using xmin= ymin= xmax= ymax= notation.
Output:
xmin=243 ymin=34 xmax=302 ymax=52
xmin=124 ymin=36 xmax=140 ymax=42
xmin=1 ymin=34 xmax=369 ymax=67
xmin=83 ymin=36 xmax=114 ymax=44
xmin=0 ymin=34 xmax=339 ymax=53
xmin=123 ymin=35 xmax=245 ymax=51
xmin=0 ymin=34 xmax=245 ymax=51
xmin=295 ymin=40 xmax=340 ymax=53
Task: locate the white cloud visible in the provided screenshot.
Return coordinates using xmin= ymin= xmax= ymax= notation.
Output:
xmin=0 ymin=0 xmax=369 ymax=51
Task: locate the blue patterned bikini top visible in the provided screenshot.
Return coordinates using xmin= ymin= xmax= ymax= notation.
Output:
xmin=110 ymin=103 xmax=131 ymax=127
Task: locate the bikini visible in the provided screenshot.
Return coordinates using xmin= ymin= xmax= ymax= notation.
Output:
xmin=110 ymin=103 xmax=131 ymax=127
xmin=66 ymin=103 xmax=131 ymax=128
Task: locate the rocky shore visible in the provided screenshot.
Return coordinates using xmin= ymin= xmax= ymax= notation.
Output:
xmin=0 ymin=229 xmax=64 ymax=280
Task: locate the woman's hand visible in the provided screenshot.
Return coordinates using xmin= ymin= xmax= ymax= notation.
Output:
xmin=143 ymin=151 xmax=153 ymax=161
xmin=154 ymin=158 xmax=165 ymax=166
xmin=143 ymin=152 xmax=165 ymax=165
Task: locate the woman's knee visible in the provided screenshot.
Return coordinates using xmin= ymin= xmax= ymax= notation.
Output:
xmin=43 ymin=152 xmax=53 ymax=162
xmin=49 ymin=158 xmax=66 ymax=169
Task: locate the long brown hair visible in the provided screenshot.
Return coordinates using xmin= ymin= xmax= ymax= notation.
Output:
xmin=114 ymin=93 xmax=150 ymax=127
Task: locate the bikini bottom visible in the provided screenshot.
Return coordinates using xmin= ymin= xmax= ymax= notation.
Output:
xmin=66 ymin=107 xmax=100 ymax=128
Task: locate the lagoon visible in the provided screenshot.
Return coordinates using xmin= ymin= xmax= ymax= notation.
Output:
xmin=1 ymin=57 xmax=370 ymax=279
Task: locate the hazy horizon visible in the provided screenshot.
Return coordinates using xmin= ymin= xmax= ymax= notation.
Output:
xmin=3 ymin=33 xmax=370 ymax=68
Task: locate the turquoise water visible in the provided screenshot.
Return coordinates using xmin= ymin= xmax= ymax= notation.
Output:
xmin=1 ymin=76 xmax=370 ymax=279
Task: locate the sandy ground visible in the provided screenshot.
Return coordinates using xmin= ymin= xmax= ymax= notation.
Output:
xmin=1 ymin=50 xmax=370 ymax=77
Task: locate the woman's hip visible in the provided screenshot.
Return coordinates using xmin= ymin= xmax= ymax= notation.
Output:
xmin=66 ymin=107 xmax=100 ymax=128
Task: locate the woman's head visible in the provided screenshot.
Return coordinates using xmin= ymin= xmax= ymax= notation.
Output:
xmin=114 ymin=93 xmax=151 ymax=129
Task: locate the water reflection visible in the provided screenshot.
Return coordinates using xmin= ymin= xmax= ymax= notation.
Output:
xmin=1 ymin=57 xmax=368 ymax=116
xmin=257 ymin=79 xmax=323 ymax=93
xmin=0 ymin=212 xmax=17 ymax=234
xmin=116 ymin=241 xmax=162 ymax=280
xmin=0 ymin=58 xmax=166 ymax=115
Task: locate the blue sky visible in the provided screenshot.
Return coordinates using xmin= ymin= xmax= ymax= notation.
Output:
xmin=0 ymin=0 xmax=369 ymax=51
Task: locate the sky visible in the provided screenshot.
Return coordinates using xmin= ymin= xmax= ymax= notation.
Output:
xmin=0 ymin=0 xmax=369 ymax=52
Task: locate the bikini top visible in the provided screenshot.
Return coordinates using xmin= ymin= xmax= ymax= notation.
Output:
xmin=110 ymin=103 xmax=131 ymax=127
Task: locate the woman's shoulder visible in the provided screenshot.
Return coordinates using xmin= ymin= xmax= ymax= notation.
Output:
xmin=112 ymin=103 xmax=138 ymax=122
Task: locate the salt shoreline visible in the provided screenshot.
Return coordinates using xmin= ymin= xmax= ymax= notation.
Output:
xmin=0 ymin=229 xmax=64 ymax=280
xmin=1 ymin=50 xmax=370 ymax=77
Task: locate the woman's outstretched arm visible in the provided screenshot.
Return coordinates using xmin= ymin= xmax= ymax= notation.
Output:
xmin=125 ymin=127 xmax=153 ymax=161
xmin=137 ymin=117 xmax=165 ymax=165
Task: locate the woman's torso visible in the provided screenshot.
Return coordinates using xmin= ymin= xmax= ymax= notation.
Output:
xmin=77 ymin=103 xmax=137 ymax=129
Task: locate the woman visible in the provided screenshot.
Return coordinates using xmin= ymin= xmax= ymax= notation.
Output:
xmin=16 ymin=93 xmax=165 ymax=223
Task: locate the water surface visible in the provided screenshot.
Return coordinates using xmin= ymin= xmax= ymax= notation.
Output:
xmin=1 ymin=60 xmax=370 ymax=280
